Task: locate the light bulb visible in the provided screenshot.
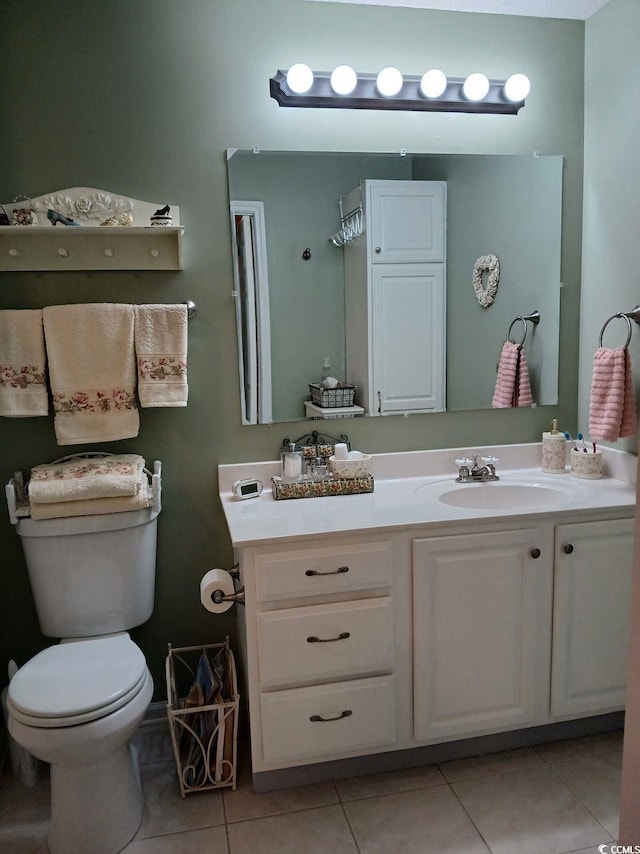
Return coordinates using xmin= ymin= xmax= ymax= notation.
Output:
xmin=420 ymin=69 xmax=447 ymax=99
xmin=286 ymin=63 xmax=313 ymax=95
xmin=376 ymin=66 xmax=403 ymax=97
xmin=330 ymin=65 xmax=357 ymax=95
xmin=504 ymin=73 xmax=530 ymax=102
xmin=463 ymin=72 xmax=490 ymax=101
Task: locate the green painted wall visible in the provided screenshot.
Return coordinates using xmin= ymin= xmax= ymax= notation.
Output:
xmin=0 ymin=0 xmax=584 ymax=698
xmin=581 ymin=0 xmax=640 ymax=454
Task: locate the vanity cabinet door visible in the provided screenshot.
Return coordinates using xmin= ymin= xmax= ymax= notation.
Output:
xmin=368 ymin=180 xmax=446 ymax=264
xmin=413 ymin=527 xmax=553 ymax=742
xmin=551 ymin=518 xmax=634 ymax=717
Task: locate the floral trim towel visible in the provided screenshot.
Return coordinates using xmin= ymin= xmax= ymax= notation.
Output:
xmin=134 ymin=304 xmax=188 ymax=407
xmin=589 ymin=347 xmax=637 ymax=442
xmin=43 ymin=303 xmax=139 ymax=445
xmin=492 ymin=341 xmax=534 ymax=408
xmin=28 ymin=454 xmax=145 ymax=505
xmin=29 ymin=489 xmax=151 ymax=521
xmin=0 ymin=310 xmax=49 ymax=417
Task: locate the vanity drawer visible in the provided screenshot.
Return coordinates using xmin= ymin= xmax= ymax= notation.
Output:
xmin=257 ymin=597 xmax=394 ymax=689
xmin=260 ymin=675 xmax=396 ymax=765
xmin=255 ymin=540 xmax=393 ymax=603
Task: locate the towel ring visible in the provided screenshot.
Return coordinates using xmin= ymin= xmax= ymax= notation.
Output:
xmin=507 ymin=310 xmax=540 ymax=346
xmin=598 ymin=312 xmax=633 ymax=348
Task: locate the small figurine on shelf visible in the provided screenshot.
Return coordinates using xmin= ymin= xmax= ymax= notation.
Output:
xmin=150 ymin=204 xmax=172 ymax=227
xmin=47 ymin=208 xmax=80 ymax=227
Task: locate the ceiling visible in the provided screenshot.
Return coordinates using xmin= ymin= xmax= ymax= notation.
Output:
xmin=304 ymin=0 xmax=611 ymax=19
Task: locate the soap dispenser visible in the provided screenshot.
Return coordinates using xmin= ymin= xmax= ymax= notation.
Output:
xmin=541 ymin=419 xmax=567 ymax=473
xmin=321 ymin=357 xmax=331 ymax=383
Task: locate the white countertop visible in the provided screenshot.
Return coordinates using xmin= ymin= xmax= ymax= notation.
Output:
xmin=219 ymin=443 xmax=637 ymax=547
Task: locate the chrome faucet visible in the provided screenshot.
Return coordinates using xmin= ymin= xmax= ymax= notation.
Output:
xmin=455 ymin=455 xmax=500 ymax=483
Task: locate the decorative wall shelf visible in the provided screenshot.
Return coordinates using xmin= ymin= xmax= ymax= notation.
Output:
xmin=0 ymin=187 xmax=184 ymax=272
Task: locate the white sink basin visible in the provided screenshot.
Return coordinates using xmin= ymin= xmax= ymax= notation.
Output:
xmin=416 ymin=476 xmax=577 ymax=511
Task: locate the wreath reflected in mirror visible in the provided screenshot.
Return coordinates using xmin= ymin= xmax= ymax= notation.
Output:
xmin=472 ymin=254 xmax=500 ymax=307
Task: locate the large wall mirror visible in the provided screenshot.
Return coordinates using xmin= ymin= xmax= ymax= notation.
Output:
xmin=227 ymin=150 xmax=563 ymax=425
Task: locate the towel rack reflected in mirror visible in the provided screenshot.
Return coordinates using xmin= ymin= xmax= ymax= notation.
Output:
xmin=507 ymin=310 xmax=540 ymax=346
xmin=598 ymin=305 xmax=640 ymax=348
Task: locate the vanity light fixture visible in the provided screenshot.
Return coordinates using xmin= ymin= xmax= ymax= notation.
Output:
xmin=270 ymin=67 xmax=530 ymax=115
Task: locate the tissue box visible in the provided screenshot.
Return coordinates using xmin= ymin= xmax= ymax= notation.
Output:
xmin=309 ymin=383 xmax=356 ymax=408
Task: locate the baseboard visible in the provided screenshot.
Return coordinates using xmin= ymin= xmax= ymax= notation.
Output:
xmin=141 ymin=700 xmax=167 ymax=727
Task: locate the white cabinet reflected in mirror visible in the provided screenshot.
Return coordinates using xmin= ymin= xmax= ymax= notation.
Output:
xmin=227 ymin=151 xmax=563 ymax=425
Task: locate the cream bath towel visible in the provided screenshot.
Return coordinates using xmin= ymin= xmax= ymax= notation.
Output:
xmin=134 ymin=304 xmax=188 ymax=407
xmin=43 ymin=303 xmax=139 ymax=445
xmin=28 ymin=454 xmax=145 ymax=505
xmin=29 ymin=487 xmax=151 ymax=521
xmin=0 ymin=310 xmax=49 ymax=417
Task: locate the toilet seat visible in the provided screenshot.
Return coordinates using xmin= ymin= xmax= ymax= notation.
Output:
xmin=8 ymin=634 xmax=148 ymax=728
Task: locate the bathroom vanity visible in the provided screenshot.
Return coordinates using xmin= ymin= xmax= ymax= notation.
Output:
xmin=219 ymin=444 xmax=636 ymax=790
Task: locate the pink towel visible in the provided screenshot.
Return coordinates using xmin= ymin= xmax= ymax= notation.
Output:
xmin=589 ymin=347 xmax=637 ymax=442
xmin=492 ymin=341 xmax=533 ymax=408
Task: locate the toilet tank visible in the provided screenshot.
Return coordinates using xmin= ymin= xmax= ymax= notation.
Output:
xmin=16 ymin=507 xmax=160 ymax=638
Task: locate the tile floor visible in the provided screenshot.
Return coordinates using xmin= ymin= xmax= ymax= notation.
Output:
xmin=0 ymin=724 xmax=625 ymax=854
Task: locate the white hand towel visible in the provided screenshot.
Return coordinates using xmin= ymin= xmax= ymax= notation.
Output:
xmin=134 ymin=304 xmax=188 ymax=407
xmin=0 ymin=310 xmax=49 ymax=417
xmin=43 ymin=303 xmax=139 ymax=445
xmin=28 ymin=454 xmax=145 ymax=505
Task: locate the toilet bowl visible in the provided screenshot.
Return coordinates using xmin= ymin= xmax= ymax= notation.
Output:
xmin=8 ymin=633 xmax=153 ymax=854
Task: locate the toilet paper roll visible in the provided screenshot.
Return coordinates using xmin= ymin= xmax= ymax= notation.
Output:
xmin=200 ymin=569 xmax=235 ymax=614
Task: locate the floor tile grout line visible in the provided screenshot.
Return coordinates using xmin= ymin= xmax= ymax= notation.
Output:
xmin=546 ymin=762 xmax=618 ymax=843
xmin=338 ymin=798 xmax=364 ymax=854
xmin=445 ymin=779 xmax=495 ymax=854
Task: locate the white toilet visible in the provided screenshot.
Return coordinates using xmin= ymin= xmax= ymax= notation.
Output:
xmin=7 ymin=504 xmax=160 ymax=854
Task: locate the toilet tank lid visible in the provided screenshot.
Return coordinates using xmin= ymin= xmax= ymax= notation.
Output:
xmin=8 ymin=634 xmax=147 ymax=719
xmin=16 ymin=506 xmax=160 ymax=538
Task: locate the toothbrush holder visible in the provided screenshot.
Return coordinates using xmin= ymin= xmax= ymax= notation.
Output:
xmin=570 ymin=448 xmax=603 ymax=479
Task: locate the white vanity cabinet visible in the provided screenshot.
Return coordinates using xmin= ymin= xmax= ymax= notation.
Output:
xmin=344 ymin=180 xmax=447 ymax=416
xmin=550 ymin=517 xmax=634 ymax=718
xmin=412 ymin=525 xmax=554 ymax=742
xmin=238 ymin=537 xmax=399 ymax=772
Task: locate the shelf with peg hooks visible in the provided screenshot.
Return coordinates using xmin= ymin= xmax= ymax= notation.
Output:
xmin=0 ymin=187 xmax=184 ymax=271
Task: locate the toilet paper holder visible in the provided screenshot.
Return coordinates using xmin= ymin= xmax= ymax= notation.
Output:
xmin=213 ymin=564 xmax=245 ymax=606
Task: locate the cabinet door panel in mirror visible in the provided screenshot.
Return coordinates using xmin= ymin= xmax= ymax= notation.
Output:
xmin=227 ymin=151 xmax=562 ymax=423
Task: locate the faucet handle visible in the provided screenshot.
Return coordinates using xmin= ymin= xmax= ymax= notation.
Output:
xmin=455 ymin=457 xmax=473 ymax=468
xmin=481 ymin=456 xmax=499 ymax=464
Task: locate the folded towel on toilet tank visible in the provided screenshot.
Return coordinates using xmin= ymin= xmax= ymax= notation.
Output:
xmin=28 ymin=488 xmax=151 ymax=521
xmin=28 ymin=454 xmax=146 ymax=505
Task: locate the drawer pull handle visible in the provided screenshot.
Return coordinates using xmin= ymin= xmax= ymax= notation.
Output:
xmin=306 ymin=631 xmax=351 ymax=644
xmin=305 ymin=565 xmax=349 ymax=577
xmin=310 ymin=710 xmax=353 ymax=723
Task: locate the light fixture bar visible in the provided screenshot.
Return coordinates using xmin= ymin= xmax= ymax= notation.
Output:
xmin=270 ymin=70 xmax=527 ymax=115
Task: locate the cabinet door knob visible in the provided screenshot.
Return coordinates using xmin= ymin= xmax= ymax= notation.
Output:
xmin=563 ymin=544 xmax=574 ymax=554
xmin=310 ymin=710 xmax=353 ymax=723
xmin=305 ymin=565 xmax=349 ymax=576
xmin=375 ymin=246 xmax=382 ymax=254
xmin=307 ymin=631 xmax=350 ymax=644
xmin=530 ymin=548 xmax=541 ymax=559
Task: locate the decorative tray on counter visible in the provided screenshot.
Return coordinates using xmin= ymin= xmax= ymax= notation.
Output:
xmin=271 ymin=475 xmax=374 ymax=501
